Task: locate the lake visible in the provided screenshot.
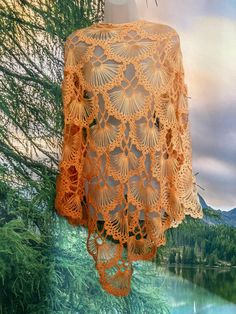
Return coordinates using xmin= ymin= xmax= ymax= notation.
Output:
xmin=49 ymin=227 xmax=236 ymax=313
xmin=134 ymin=263 xmax=236 ymax=314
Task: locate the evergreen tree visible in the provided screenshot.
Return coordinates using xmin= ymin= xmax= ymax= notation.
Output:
xmin=231 ymin=256 xmax=236 ymax=266
xmin=194 ymin=241 xmax=199 ymax=258
xmin=168 ymin=251 xmax=176 ymax=264
xmin=189 ymin=247 xmax=197 ymax=264
xmin=201 ymin=239 xmax=206 ymax=259
xmin=208 ymin=253 xmax=217 ymax=266
xmin=162 ymin=210 xmax=236 ymax=267
xmin=182 ymin=246 xmax=187 ymax=264
xmin=0 ymin=2 xmax=172 ymax=313
xmin=176 ymin=251 xmax=181 ymax=264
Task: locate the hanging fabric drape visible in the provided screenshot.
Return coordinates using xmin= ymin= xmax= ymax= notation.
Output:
xmin=55 ymin=19 xmax=203 ymax=297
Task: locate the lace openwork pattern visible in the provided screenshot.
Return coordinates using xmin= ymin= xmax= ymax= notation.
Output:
xmin=55 ymin=19 xmax=203 ymax=297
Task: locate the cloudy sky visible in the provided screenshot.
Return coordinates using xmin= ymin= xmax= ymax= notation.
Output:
xmin=138 ymin=0 xmax=236 ymax=211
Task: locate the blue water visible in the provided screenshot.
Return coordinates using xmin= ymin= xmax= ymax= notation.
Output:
xmin=134 ymin=263 xmax=236 ymax=314
xmin=52 ymin=226 xmax=236 ymax=313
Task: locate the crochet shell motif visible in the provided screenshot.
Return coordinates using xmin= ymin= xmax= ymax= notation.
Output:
xmin=55 ymin=19 xmax=203 ymax=297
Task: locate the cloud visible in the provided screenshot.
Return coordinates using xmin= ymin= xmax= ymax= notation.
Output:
xmin=177 ymin=15 xmax=236 ymax=211
xmin=191 ymin=104 xmax=236 ymax=166
xmin=181 ymin=16 xmax=236 ymax=107
xmin=137 ymin=3 xmax=236 ymax=210
xmin=191 ymin=103 xmax=236 ymax=210
xmin=181 ymin=17 xmax=236 ymax=210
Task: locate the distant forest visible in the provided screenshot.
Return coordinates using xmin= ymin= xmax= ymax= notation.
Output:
xmin=156 ymin=207 xmax=236 ymax=267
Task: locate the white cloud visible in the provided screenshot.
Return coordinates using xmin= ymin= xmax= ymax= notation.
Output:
xmin=181 ymin=16 xmax=236 ymax=107
xmin=138 ymin=3 xmax=236 ymax=209
xmin=196 ymin=157 xmax=236 ymax=178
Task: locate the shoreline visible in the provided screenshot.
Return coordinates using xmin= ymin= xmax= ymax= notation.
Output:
xmin=159 ymin=264 xmax=236 ymax=269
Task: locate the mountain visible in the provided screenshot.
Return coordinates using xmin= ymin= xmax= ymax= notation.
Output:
xmin=198 ymin=193 xmax=236 ymax=227
xmin=198 ymin=193 xmax=209 ymax=209
xmin=216 ymin=207 xmax=236 ymax=227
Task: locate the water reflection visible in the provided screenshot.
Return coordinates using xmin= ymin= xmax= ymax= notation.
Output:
xmin=153 ymin=266 xmax=236 ymax=314
xmin=167 ymin=266 xmax=236 ymax=303
xmin=48 ymin=225 xmax=236 ymax=313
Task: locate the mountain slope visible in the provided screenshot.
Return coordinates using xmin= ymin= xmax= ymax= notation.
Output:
xmin=198 ymin=194 xmax=236 ymax=227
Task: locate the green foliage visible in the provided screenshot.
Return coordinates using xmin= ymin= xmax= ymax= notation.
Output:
xmin=0 ymin=219 xmax=44 ymax=313
xmin=157 ymin=211 xmax=236 ymax=266
xmin=0 ymin=1 xmax=171 ymax=313
xmin=202 ymin=206 xmax=222 ymax=221
xmin=181 ymin=246 xmax=197 ymax=265
xmin=207 ymin=253 xmax=217 ymax=266
xmin=0 ymin=218 xmax=170 ymax=314
xmin=176 ymin=252 xmax=181 ymax=264
xmin=168 ymin=251 xmax=176 ymax=264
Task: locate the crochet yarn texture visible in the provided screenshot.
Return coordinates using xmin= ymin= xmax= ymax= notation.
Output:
xmin=55 ymin=19 xmax=203 ymax=297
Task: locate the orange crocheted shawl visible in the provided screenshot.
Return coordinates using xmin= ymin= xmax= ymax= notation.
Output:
xmin=55 ymin=19 xmax=203 ymax=297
